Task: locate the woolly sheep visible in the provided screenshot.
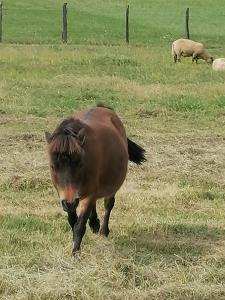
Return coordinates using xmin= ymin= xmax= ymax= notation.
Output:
xmin=212 ymin=58 xmax=225 ymax=71
xmin=172 ymin=39 xmax=213 ymax=64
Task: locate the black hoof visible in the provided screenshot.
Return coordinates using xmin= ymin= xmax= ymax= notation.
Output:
xmin=72 ymin=248 xmax=81 ymax=258
xmin=99 ymin=227 xmax=109 ymax=237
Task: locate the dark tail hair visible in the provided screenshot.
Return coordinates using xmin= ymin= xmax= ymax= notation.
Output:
xmin=127 ymin=138 xmax=146 ymax=165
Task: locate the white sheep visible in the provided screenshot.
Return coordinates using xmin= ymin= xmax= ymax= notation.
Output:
xmin=212 ymin=58 xmax=225 ymax=71
xmin=172 ymin=38 xmax=213 ymax=64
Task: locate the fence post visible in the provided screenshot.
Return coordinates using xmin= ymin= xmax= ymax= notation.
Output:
xmin=185 ymin=7 xmax=190 ymax=39
xmin=0 ymin=1 xmax=3 ymax=42
xmin=62 ymin=3 xmax=67 ymax=43
xmin=125 ymin=5 xmax=129 ymax=44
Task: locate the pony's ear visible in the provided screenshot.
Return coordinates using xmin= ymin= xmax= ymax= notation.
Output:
xmin=45 ymin=132 xmax=52 ymax=144
xmin=77 ymin=128 xmax=86 ymax=146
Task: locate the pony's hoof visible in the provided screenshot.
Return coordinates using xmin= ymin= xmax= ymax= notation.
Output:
xmin=99 ymin=227 xmax=109 ymax=237
xmin=72 ymin=248 xmax=81 ymax=258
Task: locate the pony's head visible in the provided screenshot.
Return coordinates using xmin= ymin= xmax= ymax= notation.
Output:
xmin=45 ymin=118 xmax=86 ymax=206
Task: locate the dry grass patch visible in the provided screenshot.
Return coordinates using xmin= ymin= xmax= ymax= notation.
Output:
xmin=0 ymin=43 xmax=225 ymax=299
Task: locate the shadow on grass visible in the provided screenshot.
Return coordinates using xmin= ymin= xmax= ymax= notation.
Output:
xmin=114 ymin=223 xmax=225 ymax=264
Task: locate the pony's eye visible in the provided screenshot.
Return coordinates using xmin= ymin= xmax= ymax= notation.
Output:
xmin=50 ymin=165 xmax=55 ymax=170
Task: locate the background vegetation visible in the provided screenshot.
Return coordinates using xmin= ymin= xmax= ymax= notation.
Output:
xmin=1 ymin=1 xmax=225 ymax=299
xmin=3 ymin=0 xmax=225 ymax=47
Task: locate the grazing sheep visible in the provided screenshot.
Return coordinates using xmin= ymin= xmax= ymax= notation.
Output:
xmin=172 ymin=39 xmax=213 ymax=64
xmin=212 ymin=58 xmax=225 ymax=71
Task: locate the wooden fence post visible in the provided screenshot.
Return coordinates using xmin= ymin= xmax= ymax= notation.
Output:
xmin=125 ymin=5 xmax=129 ymax=44
xmin=62 ymin=3 xmax=67 ymax=43
xmin=0 ymin=2 xmax=3 ymax=43
xmin=185 ymin=7 xmax=190 ymax=39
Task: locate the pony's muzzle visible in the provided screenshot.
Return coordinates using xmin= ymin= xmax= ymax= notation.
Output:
xmin=61 ymin=198 xmax=79 ymax=213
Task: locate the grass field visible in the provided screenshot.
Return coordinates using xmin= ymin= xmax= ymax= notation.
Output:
xmin=1 ymin=1 xmax=225 ymax=299
xmin=4 ymin=0 xmax=225 ymax=48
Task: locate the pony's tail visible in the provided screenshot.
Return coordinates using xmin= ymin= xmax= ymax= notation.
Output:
xmin=127 ymin=138 xmax=146 ymax=165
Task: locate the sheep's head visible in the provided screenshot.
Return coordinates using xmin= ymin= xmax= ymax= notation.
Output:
xmin=206 ymin=56 xmax=214 ymax=64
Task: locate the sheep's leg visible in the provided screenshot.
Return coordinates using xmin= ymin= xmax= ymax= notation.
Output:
xmin=176 ymin=51 xmax=182 ymax=63
xmin=192 ymin=54 xmax=198 ymax=64
xmin=173 ymin=54 xmax=177 ymax=63
xmin=176 ymin=54 xmax=181 ymax=63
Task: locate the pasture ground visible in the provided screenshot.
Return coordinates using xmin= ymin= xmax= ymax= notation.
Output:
xmin=1 ymin=1 xmax=225 ymax=299
xmin=1 ymin=44 xmax=225 ymax=300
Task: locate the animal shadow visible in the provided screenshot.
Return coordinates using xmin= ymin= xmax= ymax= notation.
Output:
xmin=114 ymin=223 xmax=225 ymax=264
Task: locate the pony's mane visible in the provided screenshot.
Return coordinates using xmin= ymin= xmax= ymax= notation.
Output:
xmin=49 ymin=118 xmax=83 ymax=155
xmin=96 ymin=103 xmax=113 ymax=111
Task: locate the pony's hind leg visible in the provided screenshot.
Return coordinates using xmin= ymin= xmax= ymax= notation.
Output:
xmin=88 ymin=203 xmax=100 ymax=233
xmin=100 ymin=196 xmax=115 ymax=237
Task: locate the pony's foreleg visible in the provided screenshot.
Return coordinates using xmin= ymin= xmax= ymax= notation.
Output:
xmin=72 ymin=197 xmax=93 ymax=255
xmin=99 ymin=196 xmax=115 ymax=237
xmin=67 ymin=211 xmax=78 ymax=229
xmin=88 ymin=203 xmax=100 ymax=233
xmin=62 ymin=199 xmax=79 ymax=229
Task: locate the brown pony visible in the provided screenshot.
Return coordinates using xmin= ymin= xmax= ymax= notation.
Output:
xmin=45 ymin=104 xmax=146 ymax=255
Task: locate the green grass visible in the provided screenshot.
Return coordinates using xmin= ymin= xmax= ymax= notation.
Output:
xmin=3 ymin=0 xmax=225 ymax=49
xmin=1 ymin=0 xmax=225 ymax=299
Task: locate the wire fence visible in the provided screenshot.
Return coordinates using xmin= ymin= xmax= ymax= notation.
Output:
xmin=1 ymin=2 xmax=221 ymax=47
xmin=1 ymin=2 xmax=131 ymax=45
